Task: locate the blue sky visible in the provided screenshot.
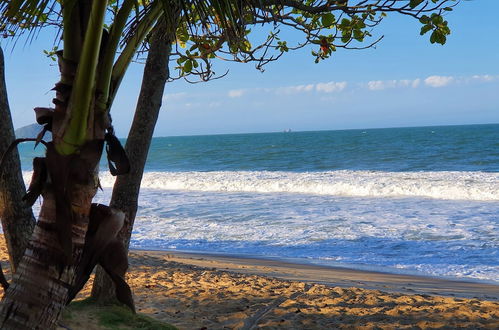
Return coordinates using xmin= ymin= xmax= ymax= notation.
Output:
xmin=2 ymin=0 xmax=499 ymax=137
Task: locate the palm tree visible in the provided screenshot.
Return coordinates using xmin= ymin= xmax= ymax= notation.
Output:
xmin=0 ymin=1 xmax=266 ymax=328
xmin=0 ymin=0 xmax=455 ymax=328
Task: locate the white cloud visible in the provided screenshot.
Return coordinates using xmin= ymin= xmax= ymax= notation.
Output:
xmin=228 ymin=89 xmax=245 ymax=98
xmin=398 ymin=79 xmax=421 ymax=88
xmin=367 ymin=80 xmax=390 ymax=91
xmin=234 ymin=82 xmax=347 ymax=96
xmin=364 ymin=74 xmax=498 ymax=91
xmin=424 ymin=75 xmax=454 ymax=88
xmin=366 ymin=79 xmax=421 ymax=91
xmin=275 ymin=84 xmax=314 ymax=95
xmin=470 ymin=74 xmax=497 ymax=83
xmin=316 ymin=81 xmax=347 ymax=93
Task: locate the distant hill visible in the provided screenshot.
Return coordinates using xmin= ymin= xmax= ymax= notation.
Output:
xmin=15 ymin=123 xmax=52 ymax=140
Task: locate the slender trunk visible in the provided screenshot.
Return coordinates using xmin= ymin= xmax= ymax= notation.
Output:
xmin=0 ymin=46 xmax=36 ymax=271
xmin=0 ymin=1 xmax=139 ymax=327
xmin=0 ymin=179 xmax=97 ymax=329
xmin=0 ymin=43 xmax=104 ymax=329
xmin=91 ymin=20 xmax=172 ymax=301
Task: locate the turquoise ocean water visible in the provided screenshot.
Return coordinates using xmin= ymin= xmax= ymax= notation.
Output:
xmin=20 ymin=124 xmax=499 ymax=283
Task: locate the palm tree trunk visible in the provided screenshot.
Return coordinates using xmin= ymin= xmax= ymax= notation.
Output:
xmin=0 ymin=46 xmax=36 ymax=271
xmin=91 ymin=19 xmax=172 ymax=301
xmin=0 ymin=169 xmax=98 ymax=329
xmin=0 ymin=39 xmax=105 ymax=328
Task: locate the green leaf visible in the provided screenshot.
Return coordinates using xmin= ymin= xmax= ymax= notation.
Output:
xmin=430 ymin=31 xmax=437 ymax=44
xmin=419 ymin=15 xmax=430 ymax=24
xmin=353 ymin=30 xmax=364 ymax=42
xmin=340 ymin=18 xmax=350 ymax=27
xmin=409 ymin=0 xmax=424 ymax=8
xmin=184 ymin=60 xmax=192 ymax=73
xmin=431 ymin=14 xmax=444 ymax=25
xmin=321 ymin=13 xmax=335 ymax=27
xmin=240 ymin=40 xmax=251 ymax=52
xmin=434 ymin=31 xmax=446 ymax=45
xmin=420 ymin=25 xmax=432 ymax=36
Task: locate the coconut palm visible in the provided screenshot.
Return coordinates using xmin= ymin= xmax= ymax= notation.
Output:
xmin=0 ymin=1 xmax=270 ymax=328
xmin=0 ymin=0 xmax=455 ymax=328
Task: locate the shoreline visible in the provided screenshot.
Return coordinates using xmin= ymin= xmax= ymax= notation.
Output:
xmin=131 ymin=248 xmax=499 ymax=301
xmin=133 ymin=247 xmax=499 ymax=284
xmin=118 ymin=249 xmax=499 ymax=328
xmin=0 ymin=236 xmax=497 ymax=328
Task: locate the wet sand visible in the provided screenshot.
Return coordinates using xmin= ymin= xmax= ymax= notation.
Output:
xmin=91 ymin=250 xmax=499 ymax=329
xmin=1 ymin=237 xmax=498 ymax=329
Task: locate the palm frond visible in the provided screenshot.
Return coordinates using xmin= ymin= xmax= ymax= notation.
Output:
xmin=0 ymin=0 xmax=61 ymax=38
xmin=121 ymin=0 xmax=281 ymax=49
xmin=184 ymin=0 xmax=271 ymax=37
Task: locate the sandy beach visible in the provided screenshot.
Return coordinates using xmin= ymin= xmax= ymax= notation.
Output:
xmin=1 ymin=236 xmax=498 ymax=329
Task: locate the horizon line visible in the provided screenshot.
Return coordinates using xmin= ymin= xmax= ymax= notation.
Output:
xmin=148 ymin=122 xmax=499 ymax=139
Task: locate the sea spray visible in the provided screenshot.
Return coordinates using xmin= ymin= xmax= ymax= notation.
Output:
xmin=92 ymin=170 xmax=499 ymax=201
xmin=19 ymin=124 xmax=499 ymax=283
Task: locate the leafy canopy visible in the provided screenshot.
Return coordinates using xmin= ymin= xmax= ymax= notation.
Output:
xmin=0 ymin=1 xmax=458 ymax=112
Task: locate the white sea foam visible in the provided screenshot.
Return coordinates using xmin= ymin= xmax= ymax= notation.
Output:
xmin=92 ymin=170 xmax=499 ymax=201
xmin=22 ymin=170 xmax=499 ymax=282
xmin=121 ymin=189 xmax=499 ymax=283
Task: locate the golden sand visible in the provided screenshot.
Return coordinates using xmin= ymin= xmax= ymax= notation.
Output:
xmin=1 ymin=236 xmax=498 ymax=329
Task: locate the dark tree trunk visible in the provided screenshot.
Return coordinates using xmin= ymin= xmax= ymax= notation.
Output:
xmin=0 ymin=46 xmax=36 ymax=271
xmin=0 ymin=178 xmax=97 ymax=329
xmin=0 ymin=42 xmax=106 ymax=329
xmin=91 ymin=20 xmax=172 ymax=301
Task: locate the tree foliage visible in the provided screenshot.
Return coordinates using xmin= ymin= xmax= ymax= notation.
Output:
xmin=0 ymin=0 xmax=458 ymax=328
xmin=1 ymin=1 xmax=457 ymax=82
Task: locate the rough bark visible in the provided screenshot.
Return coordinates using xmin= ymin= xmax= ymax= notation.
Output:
xmin=0 ymin=45 xmax=105 ymax=329
xmin=91 ymin=20 xmax=172 ymax=301
xmin=0 ymin=180 xmax=96 ymax=329
xmin=0 ymin=46 xmax=36 ymax=271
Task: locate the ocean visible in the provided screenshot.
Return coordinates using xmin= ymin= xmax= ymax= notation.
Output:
xmin=20 ymin=124 xmax=499 ymax=283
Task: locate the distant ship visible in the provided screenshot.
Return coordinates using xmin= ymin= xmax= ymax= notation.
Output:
xmin=283 ymin=128 xmax=292 ymax=133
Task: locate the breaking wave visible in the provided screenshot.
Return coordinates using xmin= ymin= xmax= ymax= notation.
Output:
xmin=95 ymin=170 xmax=499 ymax=201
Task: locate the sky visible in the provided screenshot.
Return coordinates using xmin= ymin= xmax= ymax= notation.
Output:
xmin=2 ymin=0 xmax=499 ymax=137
